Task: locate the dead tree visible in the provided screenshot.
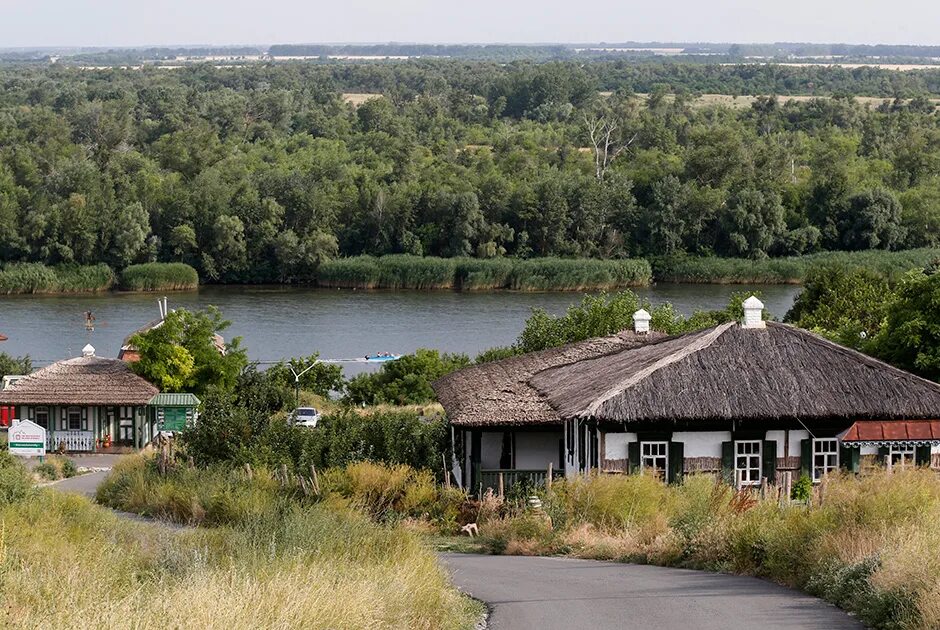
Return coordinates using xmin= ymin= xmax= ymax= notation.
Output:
xmin=584 ymin=114 xmax=637 ymax=181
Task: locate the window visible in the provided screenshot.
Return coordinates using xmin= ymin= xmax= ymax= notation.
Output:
xmin=812 ymin=438 xmax=839 ymax=482
xmin=735 ymin=440 xmax=762 ymax=486
xmin=34 ymin=406 xmax=49 ymax=429
xmin=67 ymin=407 xmax=82 ymax=431
xmin=640 ymin=442 xmax=668 ymax=480
xmin=889 ymin=444 xmax=916 ymax=468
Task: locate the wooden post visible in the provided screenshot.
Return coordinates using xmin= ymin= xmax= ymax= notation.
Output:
xmin=498 ymin=473 xmax=504 ymax=498
xmin=279 ymin=463 xmax=289 ymax=486
xmin=784 ymin=471 xmax=792 ymax=503
xmin=735 ymin=469 xmax=743 ymax=491
xmin=760 ymin=476 xmax=768 ymax=499
xmin=310 ymin=463 xmax=320 ymax=494
xmin=244 ymin=463 xmax=253 ymax=479
xmin=546 ymin=462 xmax=553 ymax=491
xmin=442 ymin=454 xmax=451 ymax=490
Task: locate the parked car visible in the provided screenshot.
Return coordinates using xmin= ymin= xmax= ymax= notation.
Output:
xmin=290 ymin=407 xmax=320 ymax=428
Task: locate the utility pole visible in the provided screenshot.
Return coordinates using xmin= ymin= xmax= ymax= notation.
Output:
xmin=289 ymin=361 xmax=319 ymax=414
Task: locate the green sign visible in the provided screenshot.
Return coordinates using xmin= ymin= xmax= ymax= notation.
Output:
xmin=162 ymin=408 xmax=187 ymax=432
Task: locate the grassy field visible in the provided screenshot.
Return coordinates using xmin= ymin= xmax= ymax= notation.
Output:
xmin=0 ymin=455 xmax=479 ymax=629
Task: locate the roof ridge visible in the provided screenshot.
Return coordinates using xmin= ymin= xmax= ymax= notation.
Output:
xmin=581 ymin=321 xmax=735 ymax=418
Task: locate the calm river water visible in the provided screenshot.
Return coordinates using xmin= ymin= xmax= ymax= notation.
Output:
xmin=0 ymin=284 xmax=801 ymax=374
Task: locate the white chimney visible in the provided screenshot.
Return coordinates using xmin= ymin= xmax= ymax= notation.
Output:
xmin=633 ymin=308 xmax=652 ymax=334
xmin=82 ymin=344 xmax=96 ymax=357
xmin=742 ymin=296 xmax=765 ymax=329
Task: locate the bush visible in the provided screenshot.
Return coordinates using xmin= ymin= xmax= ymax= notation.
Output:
xmin=60 ymin=458 xmax=78 ymax=478
xmin=35 ymin=461 xmax=60 ymax=481
xmin=0 ymin=451 xmax=33 ymax=504
xmin=119 ymin=262 xmax=199 ymax=291
xmin=0 ymin=263 xmax=114 ymax=294
xmin=316 ymin=255 xmax=651 ymax=291
xmin=344 ymin=348 xmax=470 ymax=405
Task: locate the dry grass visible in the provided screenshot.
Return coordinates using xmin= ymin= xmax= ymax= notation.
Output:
xmin=1 ymin=469 xmax=480 ymax=629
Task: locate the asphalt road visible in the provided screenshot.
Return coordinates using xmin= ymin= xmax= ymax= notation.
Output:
xmin=50 ymin=470 xmax=110 ymax=496
xmin=441 ymin=553 xmax=863 ymax=630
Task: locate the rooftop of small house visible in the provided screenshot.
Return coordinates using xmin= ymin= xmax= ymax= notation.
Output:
xmin=434 ymin=297 xmax=940 ymax=427
xmin=0 ymin=345 xmax=159 ymax=406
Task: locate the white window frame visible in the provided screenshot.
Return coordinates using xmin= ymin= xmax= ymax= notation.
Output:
xmin=640 ymin=441 xmax=669 ymax=479
xmin=734 ymin=440 xmax=762 ymax=486
xmin=888 ymin=444 xmax=916 ymax=469
xmin=812 ymin=438 xmax=840 ymax=482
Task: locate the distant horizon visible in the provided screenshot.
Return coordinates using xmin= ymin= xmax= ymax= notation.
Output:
xmin=3 ymin=0 xmax=938 ymax=49
xmin=3 ymin=39 xmax=940 ymax=53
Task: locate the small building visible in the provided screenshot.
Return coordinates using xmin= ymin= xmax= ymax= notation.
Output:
xmin=148 ymin=392 xmax=200 ymax=433
xmin=434 ymin=297 xmax=940 ymax=491
xmin=0 ymin=344 xmax=189 ymax=452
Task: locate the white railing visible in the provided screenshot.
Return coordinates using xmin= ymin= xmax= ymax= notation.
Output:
xmin=46 ymin=431 xmax=95 ymax=452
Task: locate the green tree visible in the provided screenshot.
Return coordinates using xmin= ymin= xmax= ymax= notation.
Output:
xmin=344 ymin=349 xmax=470 ymax=405
xmin=871 ymin=269 xmax=940 ymax=380
xmin=0 ymin=353 xmax=31 ymax=379
xmin=131 ymin=307 xmax=247 ymax=395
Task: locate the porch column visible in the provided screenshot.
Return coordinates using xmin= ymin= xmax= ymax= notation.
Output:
xmin=470 ymin=429 xmax=482 ymax=494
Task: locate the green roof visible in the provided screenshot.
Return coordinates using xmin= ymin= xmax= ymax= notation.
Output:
xmin=149 ymin=393 xmax=201 ymax=407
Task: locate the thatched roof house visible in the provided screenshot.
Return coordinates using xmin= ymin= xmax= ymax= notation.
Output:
xmin=437 ymin=297 xmax=940 ymax=490
xmin=0 ymin=348 xmax=158 ymax=406
xmin=433 ymin=329 xmax=664 ymax=427
xmin=530 ymin=321 xmax=940 ymax=424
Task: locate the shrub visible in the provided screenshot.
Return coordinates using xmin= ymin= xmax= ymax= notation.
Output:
xmin=35 ymin=461 xmax=60 ymax=481
xmin=344 ymin=348 xmax=470 ymax=405
xmin=792 ymin=474 xmax=813 ymax=501
xmin=119 ymin=262 xmax=199 ymax=291
xmin=0 ymin=451 xmax=33 ymax=504
xmin=60 ymin=459 xmax=78 ymax=478
xmin=0 ymin=263 xmax=114 ymax=294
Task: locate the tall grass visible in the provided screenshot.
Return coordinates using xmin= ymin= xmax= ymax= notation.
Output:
xmin=476 ymin=470 xmax=940 ymax=629
xmin=119 ymin=262 xmax=199 ymax=291
xmin=317 ymin=255 xmax=652 ymax=290
xmin=652 ymin=248 xmax=940 ymax=284
xmin=0 ymin=456 xmax=479 ymax=629
xmin=0 ymin=262 xmax=114 ymax=294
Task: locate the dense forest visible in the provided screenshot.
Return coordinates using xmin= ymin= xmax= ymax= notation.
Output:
xmin=1 ymin=61 xmax=940 ymax=283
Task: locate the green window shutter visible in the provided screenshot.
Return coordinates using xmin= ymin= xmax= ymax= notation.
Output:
xmin=915 ymin=445 xmax=931 ymax=466
xmin=628 ymin=441 xmax=640 ymax=474
xmin=721 ymin=441 xmax=733 ymax=485
xmin=60 ymin=408 xmax=67 ymax=431
xmin=669 ymin=441 xmax=684 ymax=484
xmin=762 ymin=440 xmax=777 ymax=484
xmin=840 ymin=445 xmax=860 ymax=473
xmin=800 ymin=439 xmax=812 ymax=479
xmin=81 ymin=407 xmax=88 ymax=431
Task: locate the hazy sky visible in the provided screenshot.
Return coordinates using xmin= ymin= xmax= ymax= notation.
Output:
xmin=1 ymin=0 xmax=938 ymax=48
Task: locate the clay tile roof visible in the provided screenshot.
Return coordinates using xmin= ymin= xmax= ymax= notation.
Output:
xmin=0 ymin=355 xmax=159 ymax=406
xmin=840 ymin=420 xmax=940 ymax=443
xmin=530 ymin=322 xmax=940 ymax=424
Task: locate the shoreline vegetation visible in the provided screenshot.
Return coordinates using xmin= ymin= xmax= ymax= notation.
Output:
xmin=2 ymin=248 xmax=939 ymax=295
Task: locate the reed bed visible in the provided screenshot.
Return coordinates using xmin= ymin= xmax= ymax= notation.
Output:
xmin=0 ymin=457 xmax=479 ymax=630
xmin=119 ymin=262 xmax=199 ymax=291
xmin=317 ymin=255 xmax=652 ymax=290
xmin=0 ymin=262 xmax=114 ymax=294
xmin=652 ymin=248 xmax=940 ymax=284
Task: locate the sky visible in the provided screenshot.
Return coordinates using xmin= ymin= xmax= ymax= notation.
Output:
xmin=0 ymin=0 xmax=937 ymax=48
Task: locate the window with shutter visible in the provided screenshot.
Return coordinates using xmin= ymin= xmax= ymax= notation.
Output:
xmin=811 ymin=438 xmax=839 ymax=482
xmin=734 ymin=441 xmax=762 ymax=486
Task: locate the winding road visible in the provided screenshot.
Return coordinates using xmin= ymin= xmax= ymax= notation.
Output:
xmin=441 ymin=553 xmax=863 ymax=630
xmin=49 ymin=461 xmax=863 ymax=630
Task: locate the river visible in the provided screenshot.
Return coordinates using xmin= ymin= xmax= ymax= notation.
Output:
xmin=0 ymin=284 xmax=802 ymax=374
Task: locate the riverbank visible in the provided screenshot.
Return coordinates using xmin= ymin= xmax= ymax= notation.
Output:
xmin=652 ymin=248 xmax=940 ymax=284
xmin=3 ymin=249 xmax=937 ymax=296
xmin=0 ymin=262 xmax=199 ymax=295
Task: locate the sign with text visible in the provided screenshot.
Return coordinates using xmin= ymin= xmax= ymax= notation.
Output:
xmin=8 ymin=420 xmax=46 ymax=457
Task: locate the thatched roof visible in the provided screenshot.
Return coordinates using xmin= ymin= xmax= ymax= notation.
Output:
xmin=531 ymin=322 xmax=940 ymax=424
xmin=0 ymin=356 xmax=159 ymax=405
xmin=432 ymin=330 xmax=664 ymax=427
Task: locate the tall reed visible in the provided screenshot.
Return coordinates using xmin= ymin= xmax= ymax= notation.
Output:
xmin=119 ymin=262 xmax=199 ymax=291
xmin=0 ymin=263 xmax=114 ymax=294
